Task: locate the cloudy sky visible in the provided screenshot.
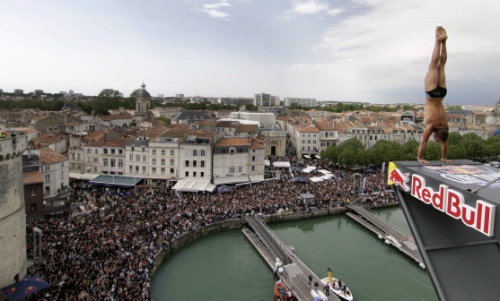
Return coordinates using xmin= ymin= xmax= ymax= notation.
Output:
xmin=1 ymin=0 xmax=499 ymax=105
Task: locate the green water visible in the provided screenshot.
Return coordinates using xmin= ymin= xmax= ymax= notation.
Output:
xmin=151 ymin=207 xmax=438 ymax=301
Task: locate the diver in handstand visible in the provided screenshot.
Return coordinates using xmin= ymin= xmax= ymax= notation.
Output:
xmin=418 ymin=26 xmax=451 ymax=163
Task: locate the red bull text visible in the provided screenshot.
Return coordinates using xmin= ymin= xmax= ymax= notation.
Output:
xmin=411 ymin=173 xmax=496 ymax=237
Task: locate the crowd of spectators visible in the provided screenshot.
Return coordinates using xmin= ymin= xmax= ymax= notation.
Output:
xmin=25 ymin=157 xmax=397 ymax=300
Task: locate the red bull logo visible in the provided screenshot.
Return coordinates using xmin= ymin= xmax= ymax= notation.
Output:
xmin=25 ymin=286 xmax=37 ymax=294
xmin=389 ymin=168 xmax=410 ymax=191
xmin=411 ymin=174 xmax=496 ymax=237
xmin=6 ymin=287 xmax=16 ymax=295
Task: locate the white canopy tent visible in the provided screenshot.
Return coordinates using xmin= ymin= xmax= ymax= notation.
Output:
xmin=172 ymin=180 xmax=216 ymax=192
xmin=273 ymin=161 xmax=291 ymax=168
xmin=318 ymin=169 xmax=332 ymax=174
xmin=302 ymin=166 xmax=317 ymax=173
xmin=309 ymin=177 xmax=325 ymax=183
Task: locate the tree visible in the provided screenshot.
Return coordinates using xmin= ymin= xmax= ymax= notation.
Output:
xmin=336 ymin=138 xmax=366 ymax=167
xmin=91 ymin=89 xmax=124 ymax=115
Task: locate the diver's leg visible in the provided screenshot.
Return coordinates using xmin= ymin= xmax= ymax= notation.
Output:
xmin=424 ymin=27 xmax=442 ymax=91
xmin=437 ymin=27 xmax=447 ymax=88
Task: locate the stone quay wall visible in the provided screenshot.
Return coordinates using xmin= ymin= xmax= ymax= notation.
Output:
xmin=151 ymin=206 xmax=350 ymax=277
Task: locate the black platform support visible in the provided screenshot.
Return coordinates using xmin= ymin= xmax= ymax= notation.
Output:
xmin=388 ymin=160 xmax=500 ymax=301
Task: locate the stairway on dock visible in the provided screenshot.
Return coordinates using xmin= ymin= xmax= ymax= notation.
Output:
xmin=243 ymin=216 xmax=340 ymax=301
xmin=347 ymin=204 xmax=423 ymax=267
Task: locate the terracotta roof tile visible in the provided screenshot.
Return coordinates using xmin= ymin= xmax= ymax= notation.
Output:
xmin=40 ymin=149 xmax=68 ymax=164
xmin=216 ymin=137 xmax=250 ymax=147
xmin=23 ymin=171 xmax=43 ymax=184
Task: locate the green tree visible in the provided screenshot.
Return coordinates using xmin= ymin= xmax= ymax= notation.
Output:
xmin=91 ymin=89 xmax=124 ymax=115
xmin=155 ymin=117 xmax=171 ymax=125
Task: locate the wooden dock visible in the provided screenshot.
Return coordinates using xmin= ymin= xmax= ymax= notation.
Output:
xmin=346 ymin=204 xmax=424 ymax=268
xmin=243 ymin=216 xmax=340 ymax=301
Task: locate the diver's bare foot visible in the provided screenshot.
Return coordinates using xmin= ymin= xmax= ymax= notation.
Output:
xmin=438 ymin=27 xmax=448 ymax=41
xmin=441 ymin=158 xmax=452 ymax=163
xmin=418 ymin=158 xmax=429 ymax=164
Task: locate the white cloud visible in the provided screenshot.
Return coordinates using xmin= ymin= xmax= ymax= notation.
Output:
xmin=295 ymin=0 xmax=500 ymax=103
xmin=290 ymin=0 xmax=329 ymax=15
xmin=198 ymin=0 xmax=231 ymax=20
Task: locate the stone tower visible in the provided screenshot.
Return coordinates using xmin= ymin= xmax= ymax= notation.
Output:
xmin=0 ymin=131 xmax=28 ymax=287
xmin=135 ymin=83 xmax=151 ymax=121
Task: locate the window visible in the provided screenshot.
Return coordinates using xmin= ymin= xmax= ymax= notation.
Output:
xmin=93 ymin=158 xmax=98 ymax=163
xmin=161 ymin=150 xmax=166 ymax=156
xmin=129 ymin=155 xmax=133 ymax=161
xmin=193 ymin=149 xmax=198 ymax=156
xmin=193 ymin=172 xmax=197 ymax=177
xmin=152 ymin=167 xmax=156 ymax=174
xmin=135 ymin=155 xmax=140 ymax=162
xmin=161 ymin=168 xmax=165 ymax=174
xmin=229 ymin=148 xmax=235 ymax=154
xmin=193 ymin=160 xmax=197 ymax=167
xmin=86 ymin=149 xmax=91 ymax=154
xmin=170 ymin=159 xmax=175 ymax=166
xmin=201 ymin=150 xmax=206 ymax=156
xmin=185 ymin=171 xmax=189 ymax=177
xmin=119 ymin=149 xmax=123 ymax=155
xmin=103 ymin=149 xmax=108 ymax=154
xmin=152 ymin=158 xmax=156 ymax=165
xmin=129 ymin=166 xmax=133 ymax=172
xmin=135 ymin=166 xmax=139 ymax=173
xmin=71 ymin=153 xmax=75 ymax=160
xmin=95 ymin=149 xmax=98 ymax=154
xmin=143 ymin=155 xmax=146 ymax=162
xmin=31 ymin=188 xmax=36 ymax=196
xmin=170 ymin=150 xmax=175 ymax=156
xmin=161 ymin=159 xmax=166 ymax=165
xmin=103 ymin=159 xmax=108 ymax=166
xmin=142 ymin=166 xmax=146 ymax=173
xmin=238 ymin=166 xmax=242 ymax=172
xmin=252 ymin=165 xmax=255 ymax=171
xmin=170 ymin=168 xmax=174 ymax=174
xmin=252 ymin=156 xmax=255 ymax=161
xmin=30 ymin=204 xmax=36 ymax=211
xmin=44 ymin=174 xmax=50 ymax=183
xmin=111 ymin=149 xmax=115 ymax=155
xmin=201 ymin=172 xmax=204 ymax=177
xmin=185 ymin=160 xmax=189 ymax=167
xmin=201 ymin=161 xmax=205 ymax=167
xmin=152 ymin=149 xmax=157 ymax=155
xmin=118 ymin=159 xmax=123 ymax=167
xmin=110 ymin=159 xmax=116 ymax=167
xmin=229 ymin=167 xmax=235 ymax=174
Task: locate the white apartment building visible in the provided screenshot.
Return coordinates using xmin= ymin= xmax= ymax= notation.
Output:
xmin=179 ymin=133 xmax=213 ymax=181
xmin=148 ymin=129 xmax=183 ymax=185
xmin=39 ymin=149 xmax=69 ymax=197
xmin=101 ymin=138 xmax=127 ymax=175
xmin=283 ymin=97 xmax=317 ymax=108
xmin=295 ymin=125 xmax=320 ymax=157
xmin=124 ymin=138 xmax=149 ymax=178
xmin=212 ymin=137 xmax=265 ymax=185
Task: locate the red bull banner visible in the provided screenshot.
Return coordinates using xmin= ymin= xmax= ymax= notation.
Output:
xmin=388 ymin=162 xmax=496 ymax=237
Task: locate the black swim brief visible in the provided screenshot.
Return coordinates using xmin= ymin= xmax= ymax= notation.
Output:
xmin=425 ymin=86 xmax=447 ymax=98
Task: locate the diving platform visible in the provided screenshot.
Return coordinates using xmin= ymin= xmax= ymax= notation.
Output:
xmin=389 ymin=160 xmax=500 ymax=301
xmin=346 ymin=204 xmax=424 ymax=268
xmin=243 ymin=216 xmax=340 ymax=301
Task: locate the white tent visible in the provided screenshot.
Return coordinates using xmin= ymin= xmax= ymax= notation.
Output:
xmin=302 ymin=166 xmax=317 ymax=173
xmin=318 ymin=169 xmax=332 ymax=174
xmin=273 ymin=161 xmax=291 ymax=168
xmin=310 ymin=177 xmax=324 ymax=182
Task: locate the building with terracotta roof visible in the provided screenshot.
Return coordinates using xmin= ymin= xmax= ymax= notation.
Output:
xmin=23 ymin=171 xmax=44 ymax=220
xmin=212 ymin=137 xmax=265 ymax=184
xmin=32 ymin=149 xmax=69 ymax=199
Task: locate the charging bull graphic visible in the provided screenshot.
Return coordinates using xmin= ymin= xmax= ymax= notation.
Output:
xmin=389 ymin=168 xmax=410 ymax=191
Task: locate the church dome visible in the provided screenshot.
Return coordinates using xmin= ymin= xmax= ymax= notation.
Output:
xmin=136 ymin=83 xmax=151 ymax=101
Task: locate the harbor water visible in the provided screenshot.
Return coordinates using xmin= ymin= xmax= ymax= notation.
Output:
xmin=151 ymin=206 xmax=438 ymax=301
